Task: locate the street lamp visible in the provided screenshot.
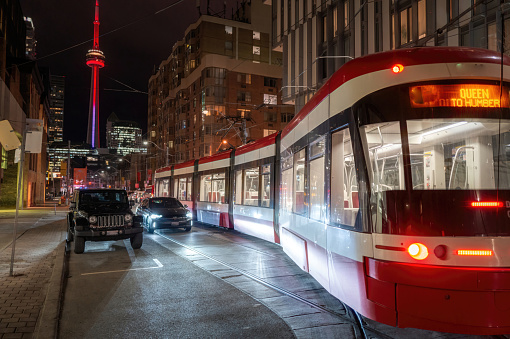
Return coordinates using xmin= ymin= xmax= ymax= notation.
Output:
xmin=143 ymin=140 xmax=169 ymax=167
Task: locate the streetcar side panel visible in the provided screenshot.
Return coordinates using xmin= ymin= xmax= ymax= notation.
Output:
xmin=233 ymin=134 xmax=278 ymax=243
xmin=197 ymin=151 xmax=232 ymax=228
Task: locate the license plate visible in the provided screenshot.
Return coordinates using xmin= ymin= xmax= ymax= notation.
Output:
xmin=171 ymin=222 xmax=179 ymax=226
xmin=107 ymin=231 xmax=118 ymax=235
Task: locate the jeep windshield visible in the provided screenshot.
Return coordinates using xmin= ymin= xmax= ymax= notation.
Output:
xmin=80 ymin=191 xmax=128 ymax=204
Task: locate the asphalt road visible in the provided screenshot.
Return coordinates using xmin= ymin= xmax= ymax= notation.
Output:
xmin=59 ymin=229 xmax=295 ymax=338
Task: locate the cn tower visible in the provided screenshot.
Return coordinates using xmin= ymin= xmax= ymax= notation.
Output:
xmin=86 ymin=0 xmax=105 ymax=148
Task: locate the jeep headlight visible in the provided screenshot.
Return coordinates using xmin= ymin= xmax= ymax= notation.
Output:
xmin=151 ymin=214 xmax=163 ymax=219
xmin=124 ymin=214 xmax=133 ymax=222
xmin=186 ymin=211 xmax=192 ymax=219
xmin=88 ymin=216 xmax=97 ymax=224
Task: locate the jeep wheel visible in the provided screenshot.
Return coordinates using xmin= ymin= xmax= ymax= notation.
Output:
xmin=184 ymin=226 xmax=191 ymax=232
xmin=130 ymin=232 xmax=143 ymax=249
xmin=74 ymin=236 xmax=85 ymax=254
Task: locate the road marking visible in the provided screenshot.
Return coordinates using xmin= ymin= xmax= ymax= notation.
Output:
xmin=81 ymin=259 xmax=163 ymax=275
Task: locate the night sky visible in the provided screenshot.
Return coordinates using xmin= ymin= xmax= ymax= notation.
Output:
xmin=19 ymin=0 xmax=240 ymax=146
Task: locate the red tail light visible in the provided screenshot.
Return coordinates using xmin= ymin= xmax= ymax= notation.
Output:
xmin=392 ymin=64 xmax=404 ymax=74
xmin=470 ymin=201 xmax=503 ymax=207
xmin=456 ymin=249 xmax=493 ymax=256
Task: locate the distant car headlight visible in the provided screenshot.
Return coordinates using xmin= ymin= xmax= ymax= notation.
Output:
xmin=88 ymin=216 xmax=97 ymax=223
xmin=124 ymin=214 xmax=133 ymax=222
xmin=186 ymin=211 xmax=192 ymax=219
xmin=151 ymin=214 xmax=163 ymax=219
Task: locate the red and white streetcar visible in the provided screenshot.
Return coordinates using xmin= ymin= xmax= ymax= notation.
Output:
xmin=155 ymin=47 xmax=510 ymax=335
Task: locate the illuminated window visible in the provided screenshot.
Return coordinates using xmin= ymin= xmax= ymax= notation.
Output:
xmin=400 ymin=7 xmax=413 ymax=44
xmin=418 ymin=0 xmax=426 ymax=39
xmin=331 ymin=127 xmax=357 ymax=227
xmin=253 ymin=31 xmax=260 ymax=40
xmin=309 ymin=137 xmax=325 ymax=221
xmin=225 ymin=26 xmax=233 ymax=34
xmin=293 ymin=148 xmax=306 ymax=214
xmin=253 ymin=46 xmax=261 ymax=55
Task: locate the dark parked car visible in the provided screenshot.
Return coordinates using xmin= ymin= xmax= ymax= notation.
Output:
xmin=136 ymin=197 xmax=192 ymax=233
xmin=67 ymin=189 xmax=144 ymax=254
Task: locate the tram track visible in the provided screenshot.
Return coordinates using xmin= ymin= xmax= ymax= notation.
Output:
xmin=156 ymin=229 xmax=392 ymax=339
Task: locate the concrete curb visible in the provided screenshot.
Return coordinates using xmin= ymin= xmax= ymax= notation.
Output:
xmin=33 ymin=240 xmax=68 ymax=339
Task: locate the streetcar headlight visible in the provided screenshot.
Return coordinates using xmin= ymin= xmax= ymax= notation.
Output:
xmin=88 ymin=216 xmax=97 ymax=224
xmin=186 ymin=211 xmax=192 ymax=219
xmin=151 ymin=214 xmax=163 ymax=219
xmin=124 ymin=214 xmax=133 ymax=222
xmin=408 ymin=243 xmax=428 ymax=260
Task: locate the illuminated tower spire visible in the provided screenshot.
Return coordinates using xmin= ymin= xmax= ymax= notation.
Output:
xmin=86 ymin=0 xmax=105 ymax=148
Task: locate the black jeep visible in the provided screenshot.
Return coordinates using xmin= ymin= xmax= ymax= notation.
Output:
xmin=67 ymin=189 xmax=143 ymax=254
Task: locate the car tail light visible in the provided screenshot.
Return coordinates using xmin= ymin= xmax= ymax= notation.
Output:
xmin=456 ymin=249 xmax=493 ymax=256
xmin=408 ymin=243 xmax=428 ymax=260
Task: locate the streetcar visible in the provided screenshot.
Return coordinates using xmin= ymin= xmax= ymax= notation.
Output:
xmin=154 ymin=47 xmax=510 ymax=335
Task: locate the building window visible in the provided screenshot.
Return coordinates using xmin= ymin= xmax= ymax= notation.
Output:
xmin=418 ymin=0 xmax=426 ymax=39
xmin=264 ymin=112 xmax=277 ymax=122
xmin=400 ymin=7 xmax=412 ymax=45
xmin=263 ymin=94 xmax=277 ymax=105
xmin=264 ymin=77 xmax=277 ymax=87
xmin=225 ymin=41 xmax=233 ymax=50
xmin=253 ymin=31 xmax=260 ymax=40
xmin=253 ymin=46 xmax=261 ymax=55
xmin=225 ymin=26 xmax=233 ymax=34
xmin=237 ymin=91 xmax=251 ymax=102
xmin=333 ymin=6 xmax=338 ymax=37
xmin=344 ymin=0 xmax=349 ymax=28
xmin=322 ymin=15 xmax=327 ymax=42
xmin=263 ymin=129 xmax=277 ymax=137
xmin=281 ymin=113 xmax=294 ymax=123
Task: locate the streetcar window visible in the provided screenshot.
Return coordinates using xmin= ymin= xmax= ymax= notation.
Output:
xmin=361 ymin=122 xmax=405 ymax=191
xmin=244 ymin=167 xmax=259 ymax=206
xmin=200 ymin=172 xmax=225 ymax=203
xmin=281 ymin=156 xmax=294 ymax=212
xmin=330 ymin=128 xmax=357 ymax=227
xmin=159 ymin=179 xmax=169 ymax=197
xmin=309 ymin=137 xmax=326 ymax=221
xmin=407 ymin=119 xmax=510 ymax=190
xmin=186 ymin=177 xmax=192 ymax=201
xmin=234 ymin=170 xmax=243 ymax=205
xmin=178 ymin=177 xmax=187 ymax=201
xmin=261 ymin=164 xmax=271 ymax=208
xmin=176 ymin=176 xmax=192 ymax=201
xmin=293 ymin=148 xmax=307 ymax=215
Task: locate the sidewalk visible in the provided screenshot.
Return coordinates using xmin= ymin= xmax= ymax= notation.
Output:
xmin=0 ymin=204 xmax=68 ymax=339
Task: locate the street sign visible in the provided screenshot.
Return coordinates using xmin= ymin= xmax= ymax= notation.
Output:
xmin=0 ymin=120 xmax=21 ymax=151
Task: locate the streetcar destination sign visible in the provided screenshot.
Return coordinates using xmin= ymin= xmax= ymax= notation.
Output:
xmin=409 ymin=84 xmax=509 ymax=108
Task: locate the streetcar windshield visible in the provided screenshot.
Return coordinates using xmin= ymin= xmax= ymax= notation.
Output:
xmin=407 ymin=119 xmax=510 ymax=190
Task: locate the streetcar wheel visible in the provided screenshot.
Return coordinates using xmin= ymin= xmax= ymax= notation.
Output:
xmin=184 ymin=226 xmax=191 ymax=232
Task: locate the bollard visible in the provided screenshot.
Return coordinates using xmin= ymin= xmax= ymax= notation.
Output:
xmin=54 ymin=203 xmax=56 ymax=215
